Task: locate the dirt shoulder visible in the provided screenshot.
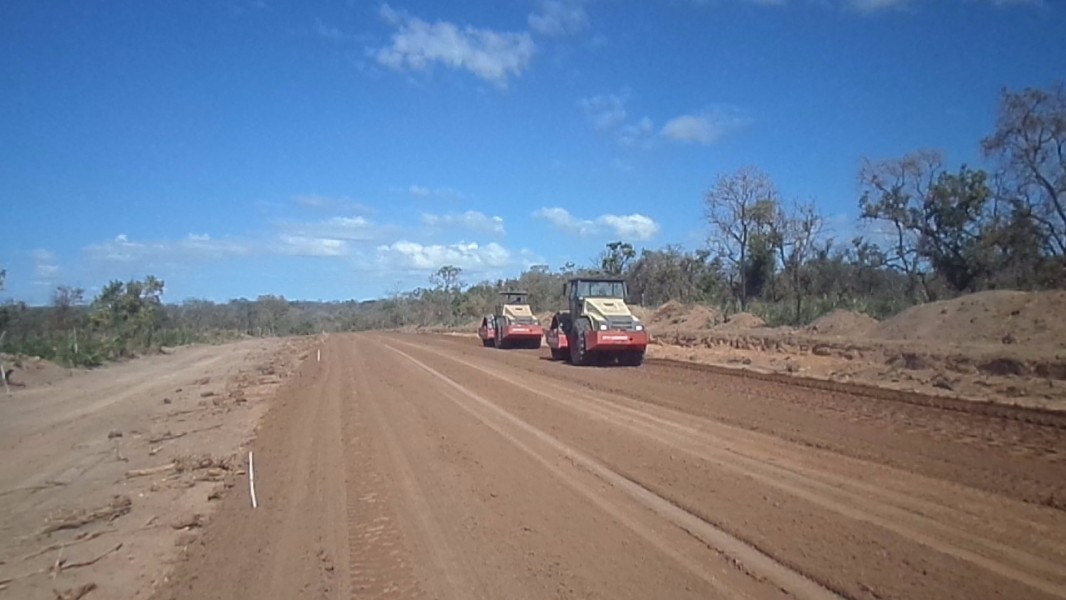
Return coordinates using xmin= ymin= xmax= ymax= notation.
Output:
xmin=648 ymin=328 xmax=1066 ymax=410
xmin=0 ymin=337 xmax=312 ymax=599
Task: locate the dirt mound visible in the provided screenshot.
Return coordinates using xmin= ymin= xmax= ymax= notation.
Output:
xmin=648 ymin=302 xmax=719 ymax=330
xmin=649 ymin=301 xmax=686 ymax=326
xmin=874 ymin=290 xmax=1066 ymax=349
xmin=0 ymin=354 xmax=73 ymax=388
xmin=715 ymin=312 xmax=766 ymax=331
xmin=806 ymin=310 xmax=879 ymax=338
xmin=629 ymin=305 xmax=650 ymax=321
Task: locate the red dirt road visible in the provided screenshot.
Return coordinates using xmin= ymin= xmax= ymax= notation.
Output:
xmin=158 ymin=333 xmax=1066 ymax=600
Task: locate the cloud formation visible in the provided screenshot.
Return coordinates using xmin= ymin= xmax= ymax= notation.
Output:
xmin=278 ymin=235 xmax=348 ymax=257
xmin=847 ymin=0 xmax=1037 ymax=13
xmin=31 ymin=249 xmax=60 ymax=285
xmin=533 ymin=207 xmax=660 ymax=241
xmin=375 ymin=4 xmax=535 ymax=86
xmin=528 ymin=0 xmax=589 ymax=36
xmin=849 ymin=0 xmax=910 ymax=12
xmin=85 ymin=234 xmax=251 ymax=263
xmin=376 ymin=240 xmax=511 ymax=271
xmin=406 ymin=184 xmax=463 ymax=200
xmin=579 ymin=91 xmax=656 ymax=146
xmin=580 ymin=93 xmax=628 ymax=130
xmin=422 ymin=211 xmax=505 ymax=235
xmin=660 ymin=109 xmax=750 ymax=145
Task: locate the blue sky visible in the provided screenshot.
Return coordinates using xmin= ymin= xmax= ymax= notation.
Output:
xmin=2 ymin=0 xmax=1063 ymax=304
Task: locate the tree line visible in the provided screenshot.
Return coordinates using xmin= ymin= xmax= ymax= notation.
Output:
xmin=0 ymin=275 xmax=366 ymax=367
xmin=355 ymin=82 xmax=1066 ymax=328
xmin=2 ymin=82 xmax=1063 ymax=364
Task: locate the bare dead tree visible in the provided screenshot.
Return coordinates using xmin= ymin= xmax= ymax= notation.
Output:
xmin=705 ymin=166 xmax=780 ymax=310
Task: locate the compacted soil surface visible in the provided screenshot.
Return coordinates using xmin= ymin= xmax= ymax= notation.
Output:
xmin=138 ymin=332 xmax=1066 ymax=600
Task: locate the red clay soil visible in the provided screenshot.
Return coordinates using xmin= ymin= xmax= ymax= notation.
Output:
xmin=805 ymin=309 xmax=879 ymax=337
xmin=874 ymin=289 xmax=1066 ymax=350
xmin=154 ymin=332 xmax=1066 ymax=600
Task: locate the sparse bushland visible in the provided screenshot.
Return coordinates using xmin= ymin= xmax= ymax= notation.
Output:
xmin=1 ymin=83 xmax=1064 ymax=360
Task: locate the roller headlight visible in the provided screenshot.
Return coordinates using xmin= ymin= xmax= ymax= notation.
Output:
xmin=635 ymin=324 xmax=644 ymax=331
xmin=599 ymin=324 xmax=608 ymax=331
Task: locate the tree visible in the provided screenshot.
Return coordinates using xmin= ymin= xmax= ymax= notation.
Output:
xmin=89 ymin=276 xmax=166 ymax=357
xmin=52 ymin=285 xmax=85 ymax=331
xmin=430 ymin=265 xmax=464 ymax=293
xmin=918 ymin=167 xmax=996 ymax=292
xmin=772 ymin=202 xmax=824 ymax=323
xmin=255 ymin=295 xmax=290 ymax=336
xmin=859 ymin=150 xmax=943 ymax=302
xmin=599 ymin=241 xmax=635 ymax=276
xmin=705 ymin=166 xmax=780 ymax=310
xmin=627 ymin=246 xmax=725 ymax=307
xmin=983 ymin=83 xmax=1066 ymax=257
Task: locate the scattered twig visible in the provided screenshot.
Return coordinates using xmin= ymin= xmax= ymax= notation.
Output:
xmin=123 ymin=464 xmax=176 ymax=479
xmin=22 ymin=530 xmax=113 ymax=561
xmin=51 ymin=547 xmax=63 ymax=579
xmin=55 ymin=582 xmax=97 ymax=600
xmin=147 ymin=423 xmax=223 ymax=445
xmin=40 ymin=496 xmax=132 ymax=535
xmin=0 ymin=480 xmax=67 ymax=498
xmin=60 ymin=543 xmax=122 ymax=571
xmin=147 ymin=431 xmax=186 ymax=444
xmin=248 ymin=451 xmax=258 ymax=509
xmin=153 ymin=408 xmax=202 ymax=420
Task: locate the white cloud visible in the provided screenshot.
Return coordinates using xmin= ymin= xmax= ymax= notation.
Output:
xmin=580 ymin=94 xmax=627 ymax=130
xmin=845 ymin=0 xmax=1040 ymax=13
xmin=278 ymin=235 xmax=348 ymax=257
xmin=597 ymin=214 xmax=660 ymax=240
xmin=292 ymin=194 xmax=373 ymax=213
xmin=619 ymin=116 xmax=655 ymax=147
xmin=406 ymin=184 xmax=463 ymax=200
xmin=849 ymin=0 xmax=909 ymax=12
xmin=533 ymin=207 xmax=660 ymax=241
xmin=660 ymin=109 xmax=749 ymax=145
xmin=375 ymin=4 xmax=535 ymax=87
xmin=315 ymin=17 xmax=344 ymax=42
xmin=85 ymin=233 xmax=251 ymax=263
xmin=376 ymin=240 xmax=511 ymax=271
xmin=528 ymin=0 xmax=589 ymax=36
xmin=580 ymin=91 xmax=655 ymax=146
xmin=422 ymin=211 xmax=505 ymax=235
xmin=31 ymin=249 xmax=60 ymax=285
xmin=284 ymin=215 xmax=384 ymax=242
xmin=534 ymin=206 xmax=596 ymax=236
xmin=294 ymin=194 xmax=329 ymax=208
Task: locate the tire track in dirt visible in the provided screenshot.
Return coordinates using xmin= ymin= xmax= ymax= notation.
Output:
xmin=383 ymin=342 xmax=843 ymax=600
xmin=420 ymin=333 xmax=1066 ymax=509
xmin=344 ymin=342 xmax=479 ymax=600
xmin=415 ymin=343 xmax=1066 ymax=588
xmin=351 ymin=336 xmax=766 ymax=599
xmin=388 ymin=335 xmax=1066 ymax=600
xmin=338 ymin=344 xmax=423 ymax=600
